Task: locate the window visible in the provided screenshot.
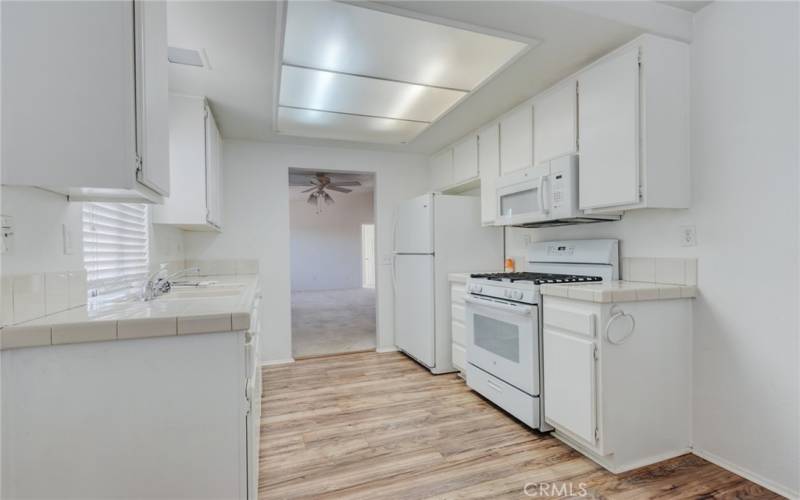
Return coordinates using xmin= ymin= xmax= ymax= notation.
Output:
xmin=82 ymin=203 xmax=149 ymax=301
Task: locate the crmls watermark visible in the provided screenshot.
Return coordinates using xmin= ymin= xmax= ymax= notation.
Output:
xmin=523 ymin=481 xmax=589 ymax=497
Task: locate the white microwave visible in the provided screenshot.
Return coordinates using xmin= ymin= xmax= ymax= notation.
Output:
xmin=495 ymin=154 xmax=620 ymax=227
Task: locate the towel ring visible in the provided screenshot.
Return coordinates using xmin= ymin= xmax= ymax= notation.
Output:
xmin=605 ymin=305 xmax=635 ymax=345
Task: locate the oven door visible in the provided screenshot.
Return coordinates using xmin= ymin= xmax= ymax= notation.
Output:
xmin=465 ymin=294 xmax=539 ymax=396
xmin=495 ymin=172 xmax=550 ymax=226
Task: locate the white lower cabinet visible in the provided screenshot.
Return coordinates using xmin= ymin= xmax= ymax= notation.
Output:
xmin=542 ymin=295 xmax=692 ymax=473
xmin=543 ymin=328 xmax=596 ymax=445
xmin=152 ymin=95 xmax=223 ymax=231
xmin=449 ymin=279 xmax=467 ymax=374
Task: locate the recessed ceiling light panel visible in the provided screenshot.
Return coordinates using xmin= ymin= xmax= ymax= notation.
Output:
xmin=277 ymin=0 xmax=535 ymax=144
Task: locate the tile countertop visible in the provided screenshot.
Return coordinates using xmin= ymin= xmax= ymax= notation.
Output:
xmin=540 ymin=280 xmax=697 ymax=303
xmin=0 ymin=275 xmax=261 ymax=350
xmin=448 ymin=273 xmax=470 ymax=284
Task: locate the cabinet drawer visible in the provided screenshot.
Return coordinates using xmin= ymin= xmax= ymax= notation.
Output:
xmin=451 ymin=303 xmax=465 ymax=324
xmin=451 ymin=284 xmax=466 ymax=304
xmin=543 ymin=305 xmax=595 ymax=338
xmin=452 ymin=343 xmax=465 ymax=371
xmin=451 ymin=320 xmax=466 ymax=346
xmin=467 ymin=364 xmax=539 ymax=428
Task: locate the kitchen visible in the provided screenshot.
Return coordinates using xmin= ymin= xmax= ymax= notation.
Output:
xmin=1 ymin=1 xmax=798 ymax=499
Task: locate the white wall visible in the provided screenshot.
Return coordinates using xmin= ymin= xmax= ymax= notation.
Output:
xmin=0 ymin=186 xmax=84 ymax=275
xmin=505 ymin=2 xmax=799 ymax=495
xmin=183 ymin=141 xmax=429 ymax=362
xmin=0 ymin=185 xmax=186 ymax=275
xmin=290 ymin=190 xmax=374 ymax=291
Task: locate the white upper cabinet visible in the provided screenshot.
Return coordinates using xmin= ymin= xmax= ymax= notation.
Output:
xmin=205 ymin=109 xmax=223 ymax=229
xmin=430 ymin=149 xmax=454 ymax=190
xmin=499 ymin=104 xmax=533 ymax=175
xmin=478 ymin=123 xmax=500 ymax=225
xmin=578 ymin=48 xmax=640 ymax=210
xmin=1 ymin=1 xmax=169 ymax=203
xmin=153 ymin=95 xmax=223 ymax=231
xmin=533 ymin=80 xmax=578 ymax=165
xmin=452 ymin=135 xmax=479 ymax=185
xmin=579 ymin=35 xmax=690 ymax=212
xmin=135 ymin=0 xmax=171 ymax=196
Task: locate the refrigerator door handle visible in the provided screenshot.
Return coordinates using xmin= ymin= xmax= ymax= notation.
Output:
xmin=391 ymin=254 xmax=398 ymax=293
xmin=392 ymin=211 xmax=398 ymax=253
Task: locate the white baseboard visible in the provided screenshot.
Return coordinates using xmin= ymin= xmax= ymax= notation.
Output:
xmin=259 ymin=358 xmax=295 ymax=367
xmin=376 ymin=346 xmax=399 ymax=353
xmin=692 ymin=448 xmax=798 ymax=499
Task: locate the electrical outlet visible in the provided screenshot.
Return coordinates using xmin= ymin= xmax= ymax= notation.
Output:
xmin=522 ymin=234 xmax=532 ymax=246
xmin=680 ymin=225 xmax=697 ymax=247
xmin=1 ymin=215 xmax=14 ymax=254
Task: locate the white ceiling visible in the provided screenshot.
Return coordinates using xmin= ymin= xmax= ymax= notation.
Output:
xmin=167 ymin=1 xmax=691 ymax=154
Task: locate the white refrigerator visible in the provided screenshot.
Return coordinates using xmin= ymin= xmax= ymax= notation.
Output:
xmin=393 ymin=193 xmax=503 ymax=374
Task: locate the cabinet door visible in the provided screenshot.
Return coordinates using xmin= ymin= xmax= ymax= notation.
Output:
xmin=543 ymin=328 xmax=596 ymax=445
xmin=430 ymin=149 xmax=454 ymax=190
xmin=205 ymin=108 xmax=222 ymax=228
xmin=478 ymin=123 xmax=500 ymax=225
xmin=452 ymin=135 xmax=479 ymax=184
xmin=1 ymin=1 xmax=136 ymax=190
xmin=533 ymin=80 xmax=577 ymax=165
xmin=499 ymin=105 xmax=533 ymax=175
xmin=134 ymin=0 xmax=170 ymax=196
xmin=578 ymin=48 xmax=640 ymax=210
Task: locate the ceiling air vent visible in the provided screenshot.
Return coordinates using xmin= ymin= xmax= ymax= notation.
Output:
xmin=168 ymin=47 xmax=206 ymax=67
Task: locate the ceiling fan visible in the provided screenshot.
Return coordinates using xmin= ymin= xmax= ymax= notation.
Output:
xmin=290 ymin=172 xmax=362 ymax=212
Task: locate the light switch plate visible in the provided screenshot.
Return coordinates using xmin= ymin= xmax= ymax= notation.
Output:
xmin=62 ymin=224 xmax=74 ymax=255
xmin=1 ymin=215 xmax=14 ymax=254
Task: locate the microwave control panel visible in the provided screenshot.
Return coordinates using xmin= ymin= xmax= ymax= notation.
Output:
xmin=550 ymin=173 xmax=570 ymax=215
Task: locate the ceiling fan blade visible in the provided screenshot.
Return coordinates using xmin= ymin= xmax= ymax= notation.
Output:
xmin=329 ymin=181 xmax=361 ymax=187
xmin=323 ymin=192 xmax=334 ymax=205
xmin=307 ymin=192 xmax=318 ymax=205
xmin=301 ymin=186 xmax=317 ymax=193
xmin=326 ymin=186 xmax=352 ymax=193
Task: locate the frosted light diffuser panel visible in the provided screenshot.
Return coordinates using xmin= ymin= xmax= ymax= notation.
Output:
xmin=280 ymin=65 xmax=465 ymax=123
xmin=277 ymin=107 xmax=428 ymax=144
xmin=276 ymin=0 xmax=532 ymax=144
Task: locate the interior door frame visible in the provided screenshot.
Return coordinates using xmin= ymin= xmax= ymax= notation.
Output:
xmin=361 ymin=223 xmax=376 ymax=288
xmin=287 ymin=167 xmax=378 ymax=356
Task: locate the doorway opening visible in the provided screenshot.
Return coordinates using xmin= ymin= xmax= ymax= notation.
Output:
xmin=288 ymin=169 xmax=377 ymax=359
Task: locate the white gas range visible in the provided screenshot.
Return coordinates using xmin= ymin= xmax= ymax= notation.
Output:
xmin=464 ymin=239 xmax=619 ymax=430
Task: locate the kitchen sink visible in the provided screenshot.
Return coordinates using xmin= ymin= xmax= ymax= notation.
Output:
xmin=158 ymin=282 xmax=247 ymax=300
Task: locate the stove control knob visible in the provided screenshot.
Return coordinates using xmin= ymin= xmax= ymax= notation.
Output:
xmin=472 ymin=285 xmax=483 ymax=293
xmin=512 ymin=290 xmax=524 ymax=300
xmin=504 ymin=290 xmax=512 ymax=298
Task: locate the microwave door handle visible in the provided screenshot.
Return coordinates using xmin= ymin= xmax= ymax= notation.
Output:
xmin=538 ymin=176 xmax=549 ymax=215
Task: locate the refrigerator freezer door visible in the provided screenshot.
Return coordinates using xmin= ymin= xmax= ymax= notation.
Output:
xmin=394 ymin=254 xmax=435 ymax=367
xmin=394 ymin=193 xmax=434 ymax=254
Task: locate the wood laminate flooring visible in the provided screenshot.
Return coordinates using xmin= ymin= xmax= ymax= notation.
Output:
xmin=259 ymin=351 xmax=780 ymax=499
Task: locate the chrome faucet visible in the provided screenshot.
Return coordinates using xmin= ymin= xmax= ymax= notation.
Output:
xmin=141 ymin=267 xmax=200 ymax=301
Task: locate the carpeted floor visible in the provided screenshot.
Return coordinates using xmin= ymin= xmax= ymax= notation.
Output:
xmin=291 ymin=288 xmax=376 ymax=358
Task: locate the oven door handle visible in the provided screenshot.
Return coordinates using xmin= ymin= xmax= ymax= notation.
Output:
xmin=465 ymin=296 xmax=533 ymax=316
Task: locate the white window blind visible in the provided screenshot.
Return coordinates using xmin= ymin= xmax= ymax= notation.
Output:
xmin=83 ymin=203 xmax=149 ymax=301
